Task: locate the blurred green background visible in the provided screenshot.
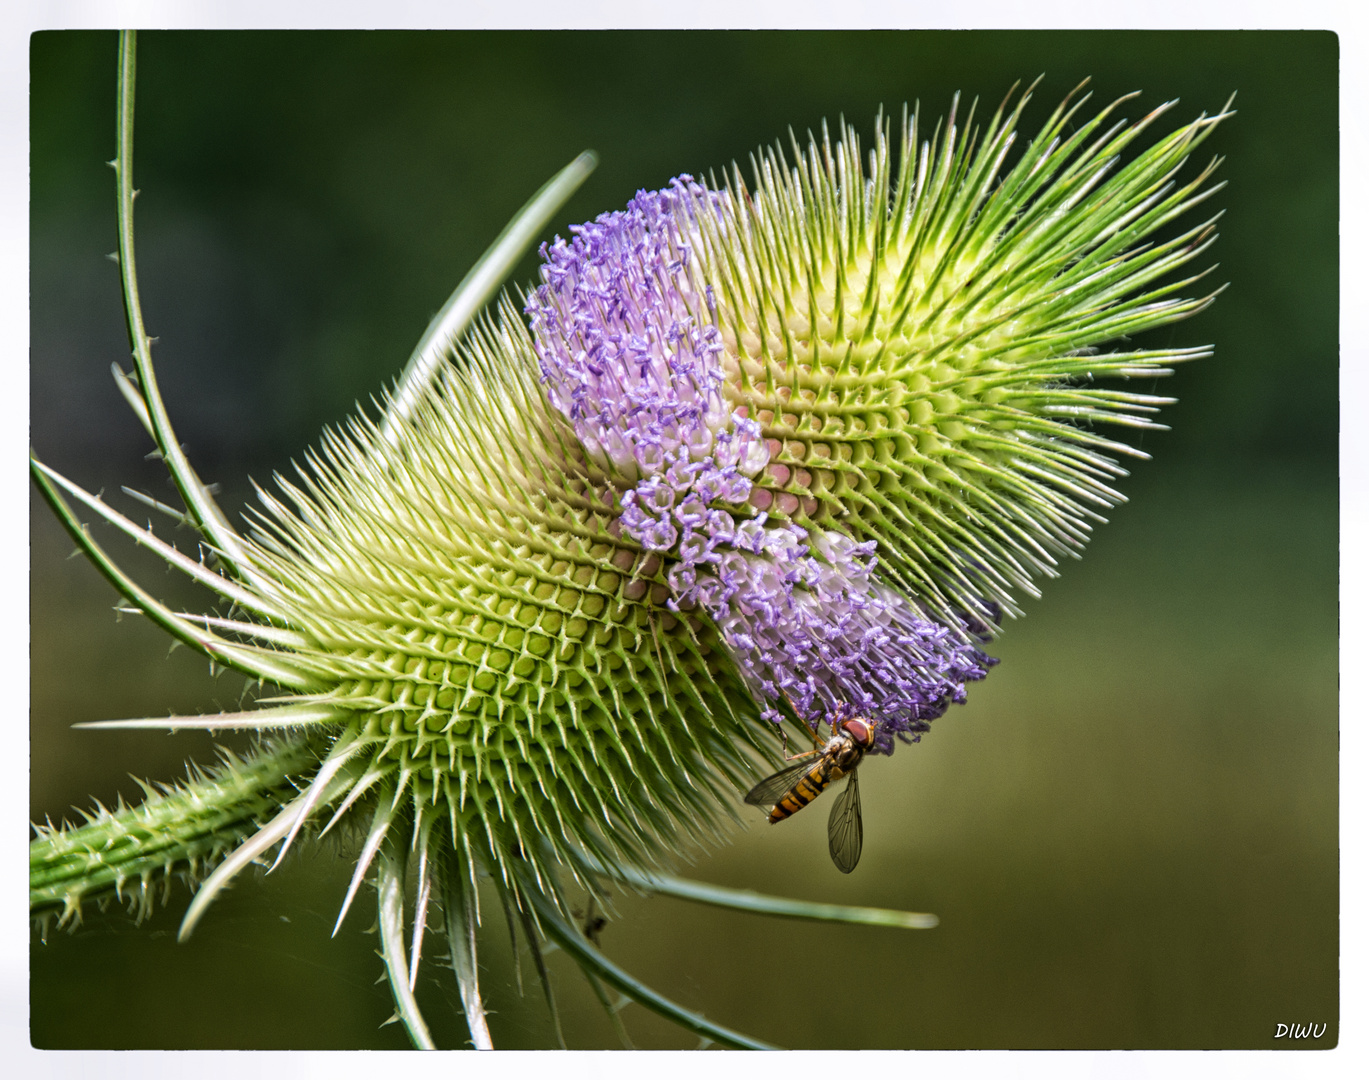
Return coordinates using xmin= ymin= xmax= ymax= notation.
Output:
xmin=29 ymin=31 xmax=1337 ymax=1049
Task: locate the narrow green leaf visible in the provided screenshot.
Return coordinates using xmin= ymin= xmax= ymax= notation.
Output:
xmin=29 ymin=454 xmax=313 ymax=690
xmin=594 ymin=862 xmax=939 ymax=929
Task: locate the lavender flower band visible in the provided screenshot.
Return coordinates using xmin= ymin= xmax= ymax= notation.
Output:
xmin=527 ymin=179 xmax=994 ymax=751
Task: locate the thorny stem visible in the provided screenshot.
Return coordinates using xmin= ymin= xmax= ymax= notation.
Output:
xmin=30 ymin=739 xmax=317 ymax=924
xmin=112 ymin=31 xmax=260 ymax=586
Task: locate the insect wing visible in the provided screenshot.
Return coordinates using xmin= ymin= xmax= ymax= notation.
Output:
xmin=827 ymin=770 xmax=864 ymax=873
xmin=744 ymin=756 xmax=817 ymax=808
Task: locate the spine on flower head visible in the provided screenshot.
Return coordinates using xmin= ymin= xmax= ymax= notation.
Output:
xmin=527 ymin=178 xmax=995 ymax=751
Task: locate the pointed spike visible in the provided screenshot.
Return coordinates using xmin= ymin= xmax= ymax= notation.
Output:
xmin=179 ymin=794 xmax=306 ymax=942
xmin=268 ymin=733 xmax=363 ymax=873
xmin=74 ymin=701 xmax=352 ymax=732
xmin=407 ymin=814 xmax=434 ymax=991
xmin=332 ymin=795 xmax=397 ymax=937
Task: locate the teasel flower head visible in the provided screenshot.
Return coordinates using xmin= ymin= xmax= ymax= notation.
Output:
xmin=525 ymin=178 xmax=997 ymax=750
xmin=31 ymin=38 xmax=1229 ymax=1050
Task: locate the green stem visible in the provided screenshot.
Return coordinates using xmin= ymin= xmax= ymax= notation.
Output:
xmin=31 ymin=738 xmax=317 ymax=924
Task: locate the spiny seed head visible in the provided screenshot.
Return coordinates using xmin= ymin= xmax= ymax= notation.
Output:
xmin=224 ymin=89 xmax=1222 ymax=897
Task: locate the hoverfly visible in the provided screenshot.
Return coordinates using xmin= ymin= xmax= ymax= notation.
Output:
xmin=744 ymin=705 xmax=876 ymax=873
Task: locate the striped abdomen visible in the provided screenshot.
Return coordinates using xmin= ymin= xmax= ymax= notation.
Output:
xmin=767 ymin=756 xmax=849 ymax=823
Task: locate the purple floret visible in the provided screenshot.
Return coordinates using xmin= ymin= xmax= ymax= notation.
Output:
xmin=669 ymin=527 xmax=997 ymax=752
xmin=526 ymin=178 xmax=768 ymax=485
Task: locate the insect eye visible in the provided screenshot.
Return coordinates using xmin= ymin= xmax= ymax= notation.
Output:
xmin=843 ymin=718 xmax=873 ymax=746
